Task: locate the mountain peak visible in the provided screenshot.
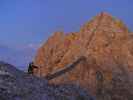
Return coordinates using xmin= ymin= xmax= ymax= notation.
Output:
xmin=98 ymin=12 xmax=113 ymax=18
xmin=33 ymin=12 xmax=133 ymax=99
xmin=80 ymin=12 xmax=129 ymax=33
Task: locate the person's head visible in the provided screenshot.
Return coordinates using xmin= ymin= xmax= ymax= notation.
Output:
xmin=29 ymin=62 xmax=34 ymax=65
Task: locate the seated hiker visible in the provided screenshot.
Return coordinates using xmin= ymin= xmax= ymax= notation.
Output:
xmin=28 ymin=62 xmax=38 ymax=74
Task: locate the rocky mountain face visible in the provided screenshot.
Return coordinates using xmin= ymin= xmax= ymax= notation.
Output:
xmin=0 ymin=61 xmax=93 ymax=100
xmin=34 ymin=12 xmax=133 ymax=100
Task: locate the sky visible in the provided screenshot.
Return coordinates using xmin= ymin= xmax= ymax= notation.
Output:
xmin=0 ymin=0 xmax=133 ymax=69
xmin=0 ymin=0 xmax=133 ymax=47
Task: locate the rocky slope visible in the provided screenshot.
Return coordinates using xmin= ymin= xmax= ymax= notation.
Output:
xmin=33 ymin=12 xmax=133 ymax=100
xmin=0 ymin=61 xmax=93 ymax=100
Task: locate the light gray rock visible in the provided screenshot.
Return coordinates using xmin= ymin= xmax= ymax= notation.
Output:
xmin=0 ymin=61 xmax=94 ymax=100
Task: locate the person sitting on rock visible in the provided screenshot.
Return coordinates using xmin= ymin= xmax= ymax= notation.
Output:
xmin=28 ymin=62 xmax=38 ymax=75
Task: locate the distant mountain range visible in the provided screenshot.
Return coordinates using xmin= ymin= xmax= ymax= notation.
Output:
xmin=0 ymin=44 xmax=37 ymax=70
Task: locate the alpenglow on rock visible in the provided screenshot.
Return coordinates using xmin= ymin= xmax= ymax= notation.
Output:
xmin=34 ymin=12 xmax=133 ymax=100
xmin=0 ymin=61 xmax=94 ymax=100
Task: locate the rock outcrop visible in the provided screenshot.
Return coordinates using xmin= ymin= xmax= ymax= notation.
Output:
xmin=34 ymin=12 xmax=133 ymax=99
xmin=0 ymin=61 xmax=93 ymax=100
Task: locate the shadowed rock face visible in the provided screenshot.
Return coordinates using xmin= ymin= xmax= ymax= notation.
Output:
xmin=34 ymin=12 xmax=133 ymax=99
xmin=0 ymin=61 xmax=94 ymax=100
